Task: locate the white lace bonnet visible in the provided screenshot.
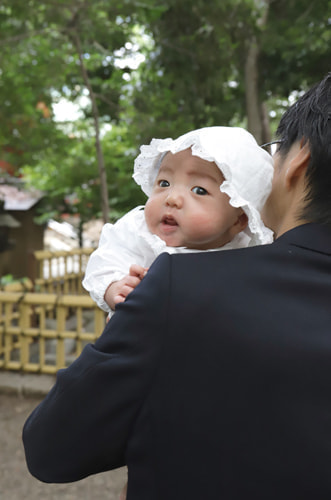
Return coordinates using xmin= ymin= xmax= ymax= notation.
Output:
xmin=133 ymin=126 xmax=274 ymax=246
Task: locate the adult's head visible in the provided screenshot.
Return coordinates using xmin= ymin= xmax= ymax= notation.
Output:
xmin=262 ymin=73 xmax=331 ymax=237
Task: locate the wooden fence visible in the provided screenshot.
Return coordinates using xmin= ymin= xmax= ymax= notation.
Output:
xmin=33 ymin=247 xmax=94 ymax=294
xmin=0 ymin=248 xmax=107 ymax=374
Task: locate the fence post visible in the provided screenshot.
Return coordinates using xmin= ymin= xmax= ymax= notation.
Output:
xmin=56 ymin=298 xmax=67 ymax=369
xmin=20 ymin=298 xmax=30 ymax=370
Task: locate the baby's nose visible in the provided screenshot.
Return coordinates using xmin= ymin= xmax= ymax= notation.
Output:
xmin=165 ymin=188 xmax=184 ymax=208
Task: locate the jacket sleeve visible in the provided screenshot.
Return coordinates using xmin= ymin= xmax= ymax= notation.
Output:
xmin=23 ymin=252 xmax=172 ymax=483
xmin=82 ymin=206 xmax=147 ymax=312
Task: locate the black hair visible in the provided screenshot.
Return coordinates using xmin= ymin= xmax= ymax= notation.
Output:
xmin=276 ymin=73 xmax=331 ymax=224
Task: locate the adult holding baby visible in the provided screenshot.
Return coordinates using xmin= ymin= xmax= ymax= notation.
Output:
xmin=23 ymin=73 xmax=331 ymax=500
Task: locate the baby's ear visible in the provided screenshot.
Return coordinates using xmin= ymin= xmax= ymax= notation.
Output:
xmin=230 ymin=211 xmax=248 ymax=239
xmin=236 ymin=212 xmax=248 ymax=231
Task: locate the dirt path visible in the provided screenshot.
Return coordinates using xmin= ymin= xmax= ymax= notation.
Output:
xmin=0 ymin=393 xmax=127 ymax=500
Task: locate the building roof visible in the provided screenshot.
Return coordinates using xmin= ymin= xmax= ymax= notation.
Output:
xmin=0 ymin=184 xmax=44 ymax=211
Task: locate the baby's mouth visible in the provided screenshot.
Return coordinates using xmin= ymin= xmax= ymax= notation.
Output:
xmin=161 ymin=215 xmax=178 ymax=226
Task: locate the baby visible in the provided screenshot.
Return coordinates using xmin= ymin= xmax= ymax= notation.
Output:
xmin=83 ymin=126 xmax=274 ymax=316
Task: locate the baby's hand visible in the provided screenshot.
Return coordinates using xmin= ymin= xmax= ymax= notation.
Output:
xmin=104 ymin=264 xmax=148 ymax=310
xmin=129 ymin=264 xmax=148 ymax=281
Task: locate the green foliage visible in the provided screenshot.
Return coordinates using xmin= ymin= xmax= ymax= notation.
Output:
xmin=0 ymin=274 xmax=14 ymax=286
xmin=127 ymin=0 xmax=258 ymax=142
xmin=0 ymin=0 xmax=155 ymax=223
xmin=22 ymin=123 xmax=146 ymax=224
xmin=260 ymin=0 xmax=331 ymax=94
xmin=129 ymin=0 xmax=331 ymax=142
xmin=0 ymin=0 xmax=330 ymax=228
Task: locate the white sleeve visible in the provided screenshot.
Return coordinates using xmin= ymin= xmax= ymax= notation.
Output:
xmin=82 ymin=206 xmax=152 ymax=312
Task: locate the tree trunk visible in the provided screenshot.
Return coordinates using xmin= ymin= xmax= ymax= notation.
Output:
xmin=245 ymin=40 xmax=263 ymax=144
xmin=244 ymin=1 xmax=271 ymax=145
xmin=261 ymin=101 xmax=271 ymax=145
xmin=71 ymin=30 xmax=110 ymax=224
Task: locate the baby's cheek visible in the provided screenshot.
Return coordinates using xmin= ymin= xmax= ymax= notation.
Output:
xmin=144 ymin=201 xmax=157 ymax=232
xmin=190 ymin=212 xmax=213 ymax=227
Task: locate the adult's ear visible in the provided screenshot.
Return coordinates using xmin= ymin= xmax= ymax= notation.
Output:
xmin=285 ymin=140 xmax=311 ymax=189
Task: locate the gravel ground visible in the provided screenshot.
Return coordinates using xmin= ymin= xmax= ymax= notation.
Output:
xmin=0 ymin=393 xmax=127 ymax=500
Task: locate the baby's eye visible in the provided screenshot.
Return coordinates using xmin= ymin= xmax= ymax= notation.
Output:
xmin=192 ymin=186 xmax=208 ymax=195
xmin=158 ymin=179 xmax=170 ymax=188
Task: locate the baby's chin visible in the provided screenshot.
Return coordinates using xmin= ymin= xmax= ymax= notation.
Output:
xmin=162 ymin=237 xmax=184 ymax=248
xmin=155 ymin=232 xmax=186 ymax=248
xmin=153 ymin=227 xmax=212 ymax=249
xmin=148 ymin=224 xmax=183 ymax=248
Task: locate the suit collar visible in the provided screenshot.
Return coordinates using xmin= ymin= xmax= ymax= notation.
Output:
xmin=274 ymin=223 xmax=331 ymax=255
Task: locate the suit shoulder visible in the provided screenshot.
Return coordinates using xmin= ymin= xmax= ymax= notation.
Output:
xmin=169 ymin=243 xmax=275 ymax=264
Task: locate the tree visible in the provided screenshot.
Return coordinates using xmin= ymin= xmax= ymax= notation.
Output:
xmin=0 ymin=2 xmax=65 ymax=171
xmin=22 ymin=123 xmax=146 ymax=244
xmin=0 ymin=0 xmax=158 ymax=225
xmin=1 ymin=0 xmax=330 ymax=232
xmin=129 ymin=0 xmax=331 ymax=144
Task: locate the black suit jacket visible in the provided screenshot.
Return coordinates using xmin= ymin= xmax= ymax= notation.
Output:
xmin=23 ymin=223 xmax=331 ymax=499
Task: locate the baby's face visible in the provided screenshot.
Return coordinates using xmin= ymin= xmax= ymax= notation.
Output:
xmin=144 ymin=148 xmax=246 ymax=249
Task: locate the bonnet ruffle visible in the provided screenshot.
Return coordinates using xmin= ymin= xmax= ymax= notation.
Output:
xmin=133 ymin=126 xmax=274 ymax=246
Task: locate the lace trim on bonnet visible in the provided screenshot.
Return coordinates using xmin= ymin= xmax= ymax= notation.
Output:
xmin=133 ymin=126 xmax=274 ymax=246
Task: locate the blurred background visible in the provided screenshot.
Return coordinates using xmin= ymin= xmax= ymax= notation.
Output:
xmin=0 ymin=3 xmax=330 ymax=497
xmin=0 ymin=0 xmax=330 ymax=277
